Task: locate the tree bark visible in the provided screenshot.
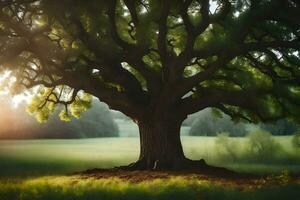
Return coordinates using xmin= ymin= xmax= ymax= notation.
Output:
xmin=127 ymin=113 xmax=207 ymax=171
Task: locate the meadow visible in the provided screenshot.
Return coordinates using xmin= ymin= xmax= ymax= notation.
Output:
xmin=1 ymin=135 xmax=300 ymax=178
xmin=1 ymin=135 xmax=300 ymax=199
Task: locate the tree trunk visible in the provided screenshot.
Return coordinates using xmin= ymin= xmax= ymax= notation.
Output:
xmin=127 ymin=113 xmax=207 ymax=171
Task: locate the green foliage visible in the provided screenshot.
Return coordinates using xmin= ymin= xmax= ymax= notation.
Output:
xmin=213 ymin=130 xmax=290 ymax=165
xmin=69 ymin=93 xmax=93 ymax=119
xmin=215 ymin=133 xmax=240 ymax=161
xmin=27 ymin=88 xmax=57 ymax=123
xmin=266 ymin=170 xmax=291 ymax=185
xmin=211 ymin=108 xmax=224 ymax=118
xmin=27 ymin=87 xmax=93 ymax=123
xmin=58 ymin=109 xmax=72 ymax=122
xmin=292 ymin=133 xmax=300 ymax=148
xmin=247 ymin=129 xmax=283 ymax=161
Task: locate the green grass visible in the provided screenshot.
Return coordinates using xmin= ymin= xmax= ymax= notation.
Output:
xmin=1 ymin=136 xmax=300 ymax=199
xmin=0 ymin=138 xmax=139 ymax=178
xmin=0 ymin=136 xmax=300 ymax=178
xmin=0 ymin=176 xmax=300 ymax=200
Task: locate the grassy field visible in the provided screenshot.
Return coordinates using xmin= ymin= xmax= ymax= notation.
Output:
xmin=1 ymin=136 xmax=300 ymax=199
xmin=0 ymin=136 xmax=300 ymax=178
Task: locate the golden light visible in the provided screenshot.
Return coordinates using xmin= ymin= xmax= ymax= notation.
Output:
xmin=0 ymin=71 xmax=33 ymax=108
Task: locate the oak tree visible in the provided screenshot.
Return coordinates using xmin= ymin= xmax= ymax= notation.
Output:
xmin=0 ymin=0 xmax=299 ymax=170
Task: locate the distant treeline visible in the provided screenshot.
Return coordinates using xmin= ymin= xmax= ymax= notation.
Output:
xmin=0 ymin=97 xmax=118 ymax=139
xmin=1 ymin=95 xmax=298 ymax=139
xmin=185 ymin=109 xmax=299 ymax=137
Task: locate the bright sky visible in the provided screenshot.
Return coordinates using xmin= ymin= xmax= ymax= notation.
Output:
xmin=0 ymin=91 xmax=30 ymax=108
xmin=0 ymin=71 xmax=32 ymax=107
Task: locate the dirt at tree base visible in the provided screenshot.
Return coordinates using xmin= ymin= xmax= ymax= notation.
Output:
xmin=76 ymin=168 xmax=300 ymax=188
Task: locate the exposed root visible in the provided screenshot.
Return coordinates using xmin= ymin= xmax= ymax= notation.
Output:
xmin=117 ymin=158 xmax=147 ymax=171
xmin=112 ymin=158 xmax=240 ymax=178
xmin=79 ymin=158 xmax=258 ymax=184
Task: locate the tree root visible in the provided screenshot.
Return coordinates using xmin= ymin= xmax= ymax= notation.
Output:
xmin=116 ymin=157 xmax=147 ymax=171
xmin=115 ymin=158 xmax=238 ymax=177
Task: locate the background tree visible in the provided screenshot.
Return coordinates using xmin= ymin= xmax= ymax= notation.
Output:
xmin=259 ymin=119 xmax=299 ymax=135
xmin=0 ymin=0 xmax=299 ymax=170
xmin=188 ymin=109 xmax=247 ymax=137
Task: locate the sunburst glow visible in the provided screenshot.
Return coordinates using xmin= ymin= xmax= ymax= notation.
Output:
xmin=0 ymin=71 xmax=33 ymax=108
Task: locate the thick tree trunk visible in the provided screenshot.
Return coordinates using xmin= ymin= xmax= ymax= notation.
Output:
xmin=138 ymin=118 xmax=184 ymax=170
xmin=127 ymin=114 xmax=207 ymax=171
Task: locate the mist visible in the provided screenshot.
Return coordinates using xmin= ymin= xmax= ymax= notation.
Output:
xmin=0 ymin=95 xmax=118 ymax=139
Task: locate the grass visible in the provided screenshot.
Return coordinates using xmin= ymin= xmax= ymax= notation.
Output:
xmin=0 ymin=176 xmax=300 ymax=200
xmin=0 ymin=138 xmax=139 ymax=178
xmin=1 ymin=136 xmax=300 ymax=199
xmin=1 ymin=136 xmax=300 ymax=178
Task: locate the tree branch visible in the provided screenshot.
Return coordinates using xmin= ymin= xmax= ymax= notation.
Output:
xmin=107 ymin=0 xmax=133 ymax=50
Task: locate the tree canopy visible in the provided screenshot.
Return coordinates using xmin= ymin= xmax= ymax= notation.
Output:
xmin=0 ymin=0 xmax=299 ymax=123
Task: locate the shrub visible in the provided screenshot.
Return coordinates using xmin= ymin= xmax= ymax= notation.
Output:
xmin=266 ymin=170 xmax=291 ymax=185
xmin=215 ymin=133 xmax=240 ymax=162
xmin=292 ymin=133 xmax=300 ymax=148
xmin=246 ymin=129 xmax=282 ymax=162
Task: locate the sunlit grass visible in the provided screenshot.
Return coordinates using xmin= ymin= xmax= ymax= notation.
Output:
xmin=0 ymin=176 xmax=300 ymax=200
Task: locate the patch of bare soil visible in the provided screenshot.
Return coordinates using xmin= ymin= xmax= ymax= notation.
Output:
xmin=75 ymin=168 xmax=290 ymax=188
